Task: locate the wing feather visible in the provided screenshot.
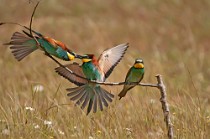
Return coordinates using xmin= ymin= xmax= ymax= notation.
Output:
xmin=55 ymin=62 xmax=87 ymax=86
xmin=98 ymin=43 xmax=129 ymax=78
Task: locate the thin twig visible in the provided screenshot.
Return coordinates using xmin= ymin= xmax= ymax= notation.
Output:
xmin=29 ymin=1 xmax=40 ymax=36
xmin=29 ymin=1 xmax=41 ymax=46
xmin=44 ymin=53 xmax=159 ymax=87
xmin=155 ymin=74 xmax=173 ymax=139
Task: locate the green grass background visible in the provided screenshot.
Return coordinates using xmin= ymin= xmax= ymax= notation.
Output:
xmin=0 ymin=0 xmax=210 ymax=138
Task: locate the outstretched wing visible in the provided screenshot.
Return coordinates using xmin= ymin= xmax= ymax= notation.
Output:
xmin=98 ymin=43 xmax=129 ymax=79
xmin=55 ymin=62 xmax=88 ymax=86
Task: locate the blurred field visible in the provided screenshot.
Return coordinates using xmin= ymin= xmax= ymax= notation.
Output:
xmin=0 ymin=0 xmax=210 ymax=138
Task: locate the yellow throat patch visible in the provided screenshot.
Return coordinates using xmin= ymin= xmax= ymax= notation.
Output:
xmin=134 ymin=63 xmax=144 ymax=69
xmin=82 ymin=58 xmax=91 ymax=63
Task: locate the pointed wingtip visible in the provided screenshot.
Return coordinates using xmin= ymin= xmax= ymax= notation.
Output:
xmin=3 ymin=42 xmax=10 ymax=45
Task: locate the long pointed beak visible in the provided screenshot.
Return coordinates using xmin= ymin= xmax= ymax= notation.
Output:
xmin=67 ymin=52 xmax=75 ymax=61
xmin=75 ymin=54 xmax=84 ymax=59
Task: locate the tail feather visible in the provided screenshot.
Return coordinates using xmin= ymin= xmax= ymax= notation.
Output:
xmin=11 ymin=32 xmax=30 ymax=40
xmin=100 ymin=88 xmax=114 ymax=102
xmin=7 ymin=41 xmax=27 ymax=45
xmin=100 ymin=94 xmax=108 ymax=107
xmin=97 ymin=88 xmax=109 ymax=107
xmin=11 ymin=46 xmax=32 ymax=51
xmin=12 ymin=47 xmax=33 ymax=54
xmin=87 ymin=99 xmax=93 ymax=115
xmin=76 ymin=91 xmax=87 ymax=105
xmin=87 ymin=89 xmax=98 ymax=115
xmin=97 ymin=93 xmax=104 ymax=111
xmin=5 ymin=32 xmax=38 ymax=61
xmin=81 ymin=93 xmax=89 ymax=109
xmin=101 ymin=87 xmax=114 ymax=99
xmin=10 ymin=45 xmax=35 ymax=49
xmin=66 ymin=86 xmax=81 ymax=92
xmin=66 ymin=85 xmax=115 ymax=114
xmin=12 ymin=48 xmax=36 ymax=61
xmin=67 ymin=86 xmax=84 ymax=97
xmin=118 ymin=89 xmax=128 ymax=100
xmin=70 ymin=88 xmax=86 ymax=101
xmin=93 ymin=93 xmax=98 ymax=113
xmin=118 ymin=85 xmax=134 ymax=100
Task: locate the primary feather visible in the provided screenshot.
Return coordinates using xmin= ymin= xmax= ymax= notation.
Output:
xmin=55 ymin=62 xmax=87 ymax=86
xmin=98 ymin=43 xmax=129 ymax=78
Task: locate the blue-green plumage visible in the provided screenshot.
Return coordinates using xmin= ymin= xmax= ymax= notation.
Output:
xmin=38 ymin=39 xmax=70 ymax=60
xmin=5 ymin=31 xmax=75 ymax=61
xmin=126 ymin=67 xmax=144 ymax=82
xmin=55 ymin=43 xmax=129 ymax=115
xmin=81 ymin=61 xmax=105 ymax=114
xmin=82 ymin=62 xmax=102 ymax=81
xmin=118 ymin=58 xmax=145 ymax=99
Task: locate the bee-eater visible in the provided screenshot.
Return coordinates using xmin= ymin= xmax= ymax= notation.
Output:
xmin=118 ymin=58 xmax=144 ymax=100
xmin=4 ymin=29 xmax=78 ymax=61
xmin=55 ymin=43 xmax=129 ymax=114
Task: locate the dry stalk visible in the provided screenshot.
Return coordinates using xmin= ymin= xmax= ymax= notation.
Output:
xmin=155 ymin=74 xmax=174 ymax=139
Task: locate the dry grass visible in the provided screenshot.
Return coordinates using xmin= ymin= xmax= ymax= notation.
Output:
xmin=0 ymin=0 xmax=210 ymax=138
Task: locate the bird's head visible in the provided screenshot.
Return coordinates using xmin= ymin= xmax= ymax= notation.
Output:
xmin=133 ymin=58 xmax=144 ymax=69
xmin=81 ymin=54 xmax=95 ymax=63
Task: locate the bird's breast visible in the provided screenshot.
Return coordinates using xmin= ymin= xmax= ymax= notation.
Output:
xmin=126 ymin=68 xmax=144 ymax=82
xmin=82 ymin=63 xmax=104 ymax=81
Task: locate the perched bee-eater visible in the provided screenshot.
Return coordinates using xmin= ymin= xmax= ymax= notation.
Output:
xmin=118 ymin=58 xmax=144 ymax=99
xmin=4 ymin=29 xmax=79 ymax=61
xmin=55 ymin=43 xmax=129 ymax=114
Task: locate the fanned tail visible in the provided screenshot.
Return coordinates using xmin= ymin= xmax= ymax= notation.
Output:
xmin=4 ymin=32 xmax=38 ymax=61
xmin=66 ymin=85 xmax=114 ymax=115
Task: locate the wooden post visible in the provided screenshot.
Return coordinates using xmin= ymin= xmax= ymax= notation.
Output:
xmin=156 ymin=74 xmax=173 ymax=139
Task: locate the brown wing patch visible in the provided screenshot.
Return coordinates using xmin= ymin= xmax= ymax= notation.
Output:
xmin=55 ymin=62 xmax=87 ymax=86
xmin=43 ymin=37 xmax=56 ymax=47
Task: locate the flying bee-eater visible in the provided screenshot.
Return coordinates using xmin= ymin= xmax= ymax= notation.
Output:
xmin=4 ymin=29 xmax=80 ymax=61
xmin=118 ymin=58 xmax=144 ymax=100
xmin=1 ymin=1 xmax=80 ymax=62
xmin=55 ymin=43 xmax=129 ymax=115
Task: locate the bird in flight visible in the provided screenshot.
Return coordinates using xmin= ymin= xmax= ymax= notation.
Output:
xmin=4 ymin=29 xmax=81 ymax=61
xmin=55 ymin=43 xmax=129 ymax=114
